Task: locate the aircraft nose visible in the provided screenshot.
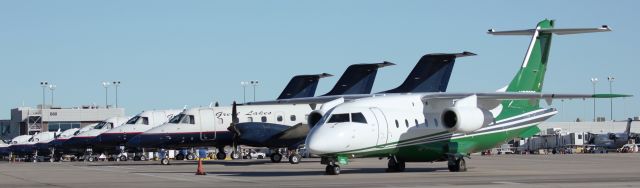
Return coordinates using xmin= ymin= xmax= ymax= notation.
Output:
xmin=306 ymin=124 xmax=348 ymax=155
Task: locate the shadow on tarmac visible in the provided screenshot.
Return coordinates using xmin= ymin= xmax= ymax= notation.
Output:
xmin=130 ymin=167 xmax=449 ymax=177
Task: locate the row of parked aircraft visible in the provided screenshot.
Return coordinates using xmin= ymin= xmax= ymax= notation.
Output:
xmin=0 ymin=20 xmax=631 ymax=175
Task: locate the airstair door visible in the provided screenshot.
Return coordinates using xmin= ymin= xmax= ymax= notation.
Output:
xmin=370 ymin=107 xmax=388 ymax=146
xmin=199 ymin=109 xmax=216 ymax=141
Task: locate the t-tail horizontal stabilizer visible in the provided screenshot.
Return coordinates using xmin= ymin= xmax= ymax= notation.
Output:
xmin=382 ymin=51 xmax=475 ymax=93
xmin=322 ymin=62 xmax=395 ymax=96
xmin=277 ymin=73 xmax=333 ymax=100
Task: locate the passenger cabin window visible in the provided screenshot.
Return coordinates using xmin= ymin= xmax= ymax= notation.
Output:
xmin=425 ymin=118 xmax=429 ymax=127
xmin=261 ymin=116 xmax=267 ymax=123
xmin=351 ymin=113 xmax=367 ymax=124
xmin=277 ymin=115 xmax=283 ymax=122
xmin=327 ymin=114 xmax=350 ymax=123
xmin=434 ymin=118 xmax=439 ymax=127
xmin=578 ymin=134 xmax=583 ymax=139
xmin=181 ymin=115 xmax=195 ymax=124
xmin=395 ymin=120 xmax=399 ymax=128
xmin=405 ymin=119 xmax=409 ymax=128
xmin=290 ymin=115 xmax=297 ymax=121
xmin=415 ymin=119 xmax=419 ymax=127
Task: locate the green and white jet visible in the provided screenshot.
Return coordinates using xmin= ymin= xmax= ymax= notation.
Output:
xmin=305 ymin=19 xmax=628 ymax=175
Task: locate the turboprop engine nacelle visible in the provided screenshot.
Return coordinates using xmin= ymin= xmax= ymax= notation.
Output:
xmin=308 ymin=97 xmax=345 ymax=128
xmin=441 ymin=107 xmax=494 ymax=133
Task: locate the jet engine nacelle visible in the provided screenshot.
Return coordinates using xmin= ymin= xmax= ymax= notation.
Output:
xmin=308 ymin=110 xmax=325 ymax=128
xmin=441 ymin=107 xmax=494 ymax=133
xmin=308 ymin=97 xmax=345 ymax=128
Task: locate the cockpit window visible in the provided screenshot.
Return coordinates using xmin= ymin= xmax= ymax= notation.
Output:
xmin=169 ymin=114 xmax=185 ymax=124
xmin=142 ymin=117 xmax=149 ymax=125
xmin=327 ymin=114 xmax=350 ymax=123
xmin=126 ymin=116 xmax=141 ymax=125
xmin=94 ymin=122 xmax=113 ymax=129
xmin=351 ymin=113 xmax=367 ymax=124
xmin=181 ymin=115 xmax=195 ymax=124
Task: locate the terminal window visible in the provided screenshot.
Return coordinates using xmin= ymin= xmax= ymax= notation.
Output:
xmin=48 ymin=122 xmax=80 ymax=132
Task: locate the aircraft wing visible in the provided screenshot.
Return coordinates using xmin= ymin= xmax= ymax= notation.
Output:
xmin=420 ymin=92 xmax=631 ymax=105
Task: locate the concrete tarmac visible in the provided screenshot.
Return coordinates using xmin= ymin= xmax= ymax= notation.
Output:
xmin=1 ymin=153 xmax=639 ymax=188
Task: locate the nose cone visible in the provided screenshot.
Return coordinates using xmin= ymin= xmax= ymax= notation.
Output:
xmin=306 ymin=124 xmax=349 ymax=155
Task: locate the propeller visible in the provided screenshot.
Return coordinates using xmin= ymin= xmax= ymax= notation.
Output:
xmin=226 ymin=101 xmax=241 ymax=158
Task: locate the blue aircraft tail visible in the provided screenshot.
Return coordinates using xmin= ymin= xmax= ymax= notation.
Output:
xmin=322 ymin=62 xmax=394 ymax=96
xmin=382 ymin=52 xmax=475 ymax=93
xmin=277 ymin=73 xmax=333 ymax=100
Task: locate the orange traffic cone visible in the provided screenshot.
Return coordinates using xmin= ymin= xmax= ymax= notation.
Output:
xmin=195 ymin=159 xmax=207 ymax=175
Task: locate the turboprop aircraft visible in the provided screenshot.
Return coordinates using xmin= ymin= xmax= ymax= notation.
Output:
xmin=128 ymin=62 xmax=393 ymax=165
xmin=305 ymin=20 xmax=627 ymax=175
xmin=7 ymin=134 xmax=34 ymax=160
xmin=94 ymin=109 xmax=182 ymax=161
xmin=585 ymin=118 xmax=639 ymax=149
xmin=231 ymin=51 xmax=474 ymax=164
xmin=63 ymin=116 xmax=130 ymax=161
xmin=26 ymin=131 xmax=57 ymax=162
xmin=48 ymin=124 xmax=96 ymax=161
xmin=0 ymin=140 xmax=9 ymax=157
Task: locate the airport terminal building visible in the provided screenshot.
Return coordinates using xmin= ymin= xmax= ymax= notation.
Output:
xmin=0 ymin=105 xmax=124 ymax=140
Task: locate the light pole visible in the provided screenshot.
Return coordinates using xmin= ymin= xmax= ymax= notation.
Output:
xmin=607 ymin=76 xmax=615 ymax=121
xmin=250 ymin=80 xmax=259 ymax=102
xmin=102 ymin=81 xmax=111 ymax=108
xmin=112 ymin=81 xmax=121 ymax=108
xmin=49 ymin=84 xmax=56 ymax=107
xmin=590 ymin=77 xmax=598 ymax=122
xmin=240 ymin=81 xmax=249 ymax=103
xmin=40 ymin=81 xmax=48 ymax=109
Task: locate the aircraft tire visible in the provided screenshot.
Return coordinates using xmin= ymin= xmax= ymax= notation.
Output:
xmin=387 ymin=157 xmax=405 ymax=172
xmin=270 ymin=153 xmax=282 ymax=163
xmin=231 ymin=152 xmax=240 ymax=160
xmin=160 ymin=158 xmax=170 ymax=165
xmin=119 ymin=155 xmax=127 ymax=161
xmin=288 ymin=154 xmax=301 ymax=164
xmin=448 ymin=158 xmax=466 ymax=172
xmin=175 ymin=154 xmax=185 ymax=160
xmin=216 ymin=152 xmax=226 ymax=160
xmin=325 ymin=164 xmax=340 ymax=175
xmin=87 ymin=156 xmax=95 ymax=162
xmin=186 ymin=153 xmax=196 ymax=160
xmin=139 ymin=155 xmax=147 ymax=161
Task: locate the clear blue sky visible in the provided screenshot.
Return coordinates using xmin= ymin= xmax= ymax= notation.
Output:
xmin=0 ymin=1 xmax=638 ymax=121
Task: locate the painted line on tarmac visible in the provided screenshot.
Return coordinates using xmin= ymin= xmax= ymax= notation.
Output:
xmin=492 ymin=181 xmax=523 ymax=185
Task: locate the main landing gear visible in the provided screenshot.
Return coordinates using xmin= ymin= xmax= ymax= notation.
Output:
xmin=270 ymin=152 xmax=283 ymax=163
xmin=447 ymin=154 xmax=467 ymax=172
xmin=386 ymin=156 xmax=405 ymax=172
xmin=215 ymin=147 xmax=226 ymax=160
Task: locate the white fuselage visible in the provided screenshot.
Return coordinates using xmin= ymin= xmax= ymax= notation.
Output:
xmin=96 ymin=110 xmax=182 ymax=148
xmin=132 ymin=104 xmax=312 ymax=148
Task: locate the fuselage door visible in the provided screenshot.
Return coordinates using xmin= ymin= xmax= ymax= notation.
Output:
xmin=370 ymin=107 xmax=388 ymax=146
xmin=199 ymin=109 xmax=216 ymax=141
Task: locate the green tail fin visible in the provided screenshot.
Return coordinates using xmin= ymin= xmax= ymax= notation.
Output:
xmin=488 ymin=19 xmax=611 ymax=120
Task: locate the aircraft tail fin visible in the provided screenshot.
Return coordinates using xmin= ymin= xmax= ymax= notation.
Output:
xmin=322 ymin=62 xmax=394 ymax=96
xmin=382 ymin=52 xmax=475 ymax=93
xmin=277 ymin=73 xmax=333 ymax=100
xmin=490 ymin=20 xmax=610 ymax=116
